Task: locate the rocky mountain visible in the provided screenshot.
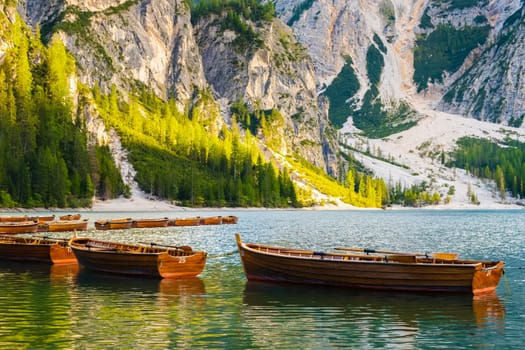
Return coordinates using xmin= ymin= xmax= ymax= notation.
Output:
xmin=5 ymin=0 xmax=525 ymax=208
xmin=14 ymin=0 xmax=339 ymax=178
xmin=274 ymin=0 xmax=525 ymax=126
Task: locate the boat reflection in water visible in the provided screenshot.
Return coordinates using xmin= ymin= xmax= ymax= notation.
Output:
xmin=241 ymin=281 xmax=505 ymax=348
xmin=49 ymin=263 xmax=79 ymax=284
xmin=75 ymin=268 xmax=205 ymax=298
xmin=0 ymin=260 xmax=78 ymax=283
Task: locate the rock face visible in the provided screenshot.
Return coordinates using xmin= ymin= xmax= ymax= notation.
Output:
xmin=274 ymin=0 xmax=525 ymax=126
xmin=11 ymin=0 xmax=525 ymax=179
xmin=193 ymin=13 xmax=338 ymax=172
xmin=441 ymin=2 xmax=525 ymax=124
xmin=19 ymin=0 xmax=206 ymax=107
xmin=15 ymin=0 xmax=338 ymax=174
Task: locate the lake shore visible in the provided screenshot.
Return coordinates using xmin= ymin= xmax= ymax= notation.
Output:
xmin=2 ymin=195 xmax=523 ymax=213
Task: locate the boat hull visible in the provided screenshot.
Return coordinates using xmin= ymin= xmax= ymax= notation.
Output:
xmin=0 ymin=215 xmax=32 ymax=222
xmin=59 ymin=214 xmax=81 ymax=221
xmin=44 ymin=220 xmax=89 ymax=232
xmin=222 ymin=216 xmax=238 ymax=224
xmin=70 ymin=238 xmax=206 ymax=278
xmin=0 ymin=236 xmax=77 ymax=264
xmin=200 ymin=216 xmax=222 ymax=225
xmin=132 ymin=218 xmax=169 ymax=228
xmin=236 ymin=235 xmax=504 ymax=295
xmin=94 ymin=218 xmax=133 ymax=230
xmin=0 ymin=221 xmax=39 ymax=234
xmin=171 ymin=217 xmax=201 ymax=226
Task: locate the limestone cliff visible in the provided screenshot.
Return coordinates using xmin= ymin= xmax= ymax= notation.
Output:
xmin=193 ymin=10 xmax=337 ymax=173
xmin=18 ymin=0 xmax=206 ymax=108
xmin=274 ymin=0 xmax=525 ymax=127
xmin=16 ymin=0 xmax=338 ymax=174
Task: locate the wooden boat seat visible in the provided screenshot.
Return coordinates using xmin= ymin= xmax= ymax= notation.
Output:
xmin=386 ymin=255 xmax=417 ymax=263
xmin=85 ymin=244 xmax=117 ymax=252
xmin=432 ymin=252 xmax=458 ymax=260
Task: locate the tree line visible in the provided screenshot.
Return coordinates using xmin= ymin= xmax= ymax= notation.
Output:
xmin=449 ymin=136 xmax=525 ymax=200
xmin=93 ymin=87 xmax=298 ymax=207
xmin=0 ymin=14 xmax=126 ymax=208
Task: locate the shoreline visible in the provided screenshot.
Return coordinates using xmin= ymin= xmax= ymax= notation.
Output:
xmin=1 ymin=196 xmax=523 ymax=213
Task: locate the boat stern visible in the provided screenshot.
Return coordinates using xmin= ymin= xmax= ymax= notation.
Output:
xmin=472 ymin=261 xmax=505 ymax=295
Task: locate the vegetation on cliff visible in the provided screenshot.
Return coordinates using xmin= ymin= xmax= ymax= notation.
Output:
xmin=448 ymin=136 xmax=525 ymax=200
xmin=0 ymin=13 xmax=126 ymax=208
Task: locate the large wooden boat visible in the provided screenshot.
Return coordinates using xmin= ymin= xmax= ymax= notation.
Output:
xmin=0 ymin=220 xmax=39 ymax=234
xmin=0 ymin=235 xmax=77 ymax=264
xmin=222 ymin=215 xmax=238 ymax=224
xmin=132 ymin=217 xmax=169 ymax=228
xmin=199 ymin=216 xmax=223 ymax=225
xmin=235 ymin=234 xmax=505 ymax=295
xmin=94 ymin=218 xmax=133 ymax=230
xmin=43 ymin=219 xmax=89 ymax=232
xmin=59 ymin=213 xmax=81 ymax=221
xmin=170 ymin=217 xmax=201 ymax=226
xmin=69 ymin=237 xmax=207 ymax=278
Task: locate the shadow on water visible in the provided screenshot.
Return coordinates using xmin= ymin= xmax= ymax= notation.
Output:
xmin=239 ymin=281 xmax=508 ymax=348
xmin=242 ymin=281 xmax=506 ymax=326
xmin=75 ymin=267 xmax=206 ymax=296
xmin=0 ymin=259 xmax=79 ymax=282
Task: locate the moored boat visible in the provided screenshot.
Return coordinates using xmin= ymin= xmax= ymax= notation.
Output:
xmin=33 ymin=214 xmax=56 ymax=223
xmin=235 ymin=234 xmax=505 ymax=295
xmin=0 ymin=220 xmax=39 ymax=234
xmin=69 ymin=237 xmax=207 ymax=278
xmin=0 ymin=215 xmax=32 ymax=222
xmin=0 ymin=235 xmax=77 ymax=264
xmin=43 ymin=219 xmax=89 ymax=232
xmin=170 ymin=217 xmax=201 ymax=226
xmin=95 ymin=218 xmax=133 ymax=230
xmin=132 ymin=217 xmax=169 ymax=228
xmin=59 ymin=213 xmax=81 ymax=221
xmin=199 ymin=216 xmax=222 ymax=225
xmin=222 ymin=215 xmax=238 ymax=224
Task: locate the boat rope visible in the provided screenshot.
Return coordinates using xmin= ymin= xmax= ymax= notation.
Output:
xmin=503 ymin=270 xmax=511 ymax=294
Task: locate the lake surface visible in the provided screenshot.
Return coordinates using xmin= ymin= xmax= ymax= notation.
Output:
xmin=0 ymin=209 xmax=523 ymax=349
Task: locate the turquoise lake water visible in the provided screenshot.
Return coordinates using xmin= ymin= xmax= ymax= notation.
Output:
xmin=0 ymin=209 xmax=523 ymax=349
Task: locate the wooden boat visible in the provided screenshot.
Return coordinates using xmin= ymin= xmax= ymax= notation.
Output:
xmin=0 ymin=215 xmax=32 ymax=222
xmin=0 ymin=215 xmax=26 ymax=222
xmin=0 ymin=220 xmax=39 ymax=234
xmin=59 ymin=213 xmax=81 ymax=221
xmin=235 ymin=234 xmax=505 ymax=295
xmin=43 ymin=219 xmax=89 ymax=232
xmin=222 ymin=215 xmax=238 ymax=224
xmin=33 ymin=214 xmax=56 ymax=223
xmin=69 ymin=237 xmax=207 ymax=278
xmin=132 ymin=217 xmax=169 ymax=228
xmin=170 ymin=217 xmax=201 ymax=226
xmin=0 ymin=235 xmax=77 ymax=264
xmin=199 ymin=216 xmax=222 ymax=225
xmin=95 ymin=218 xmax=133 ymax=230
